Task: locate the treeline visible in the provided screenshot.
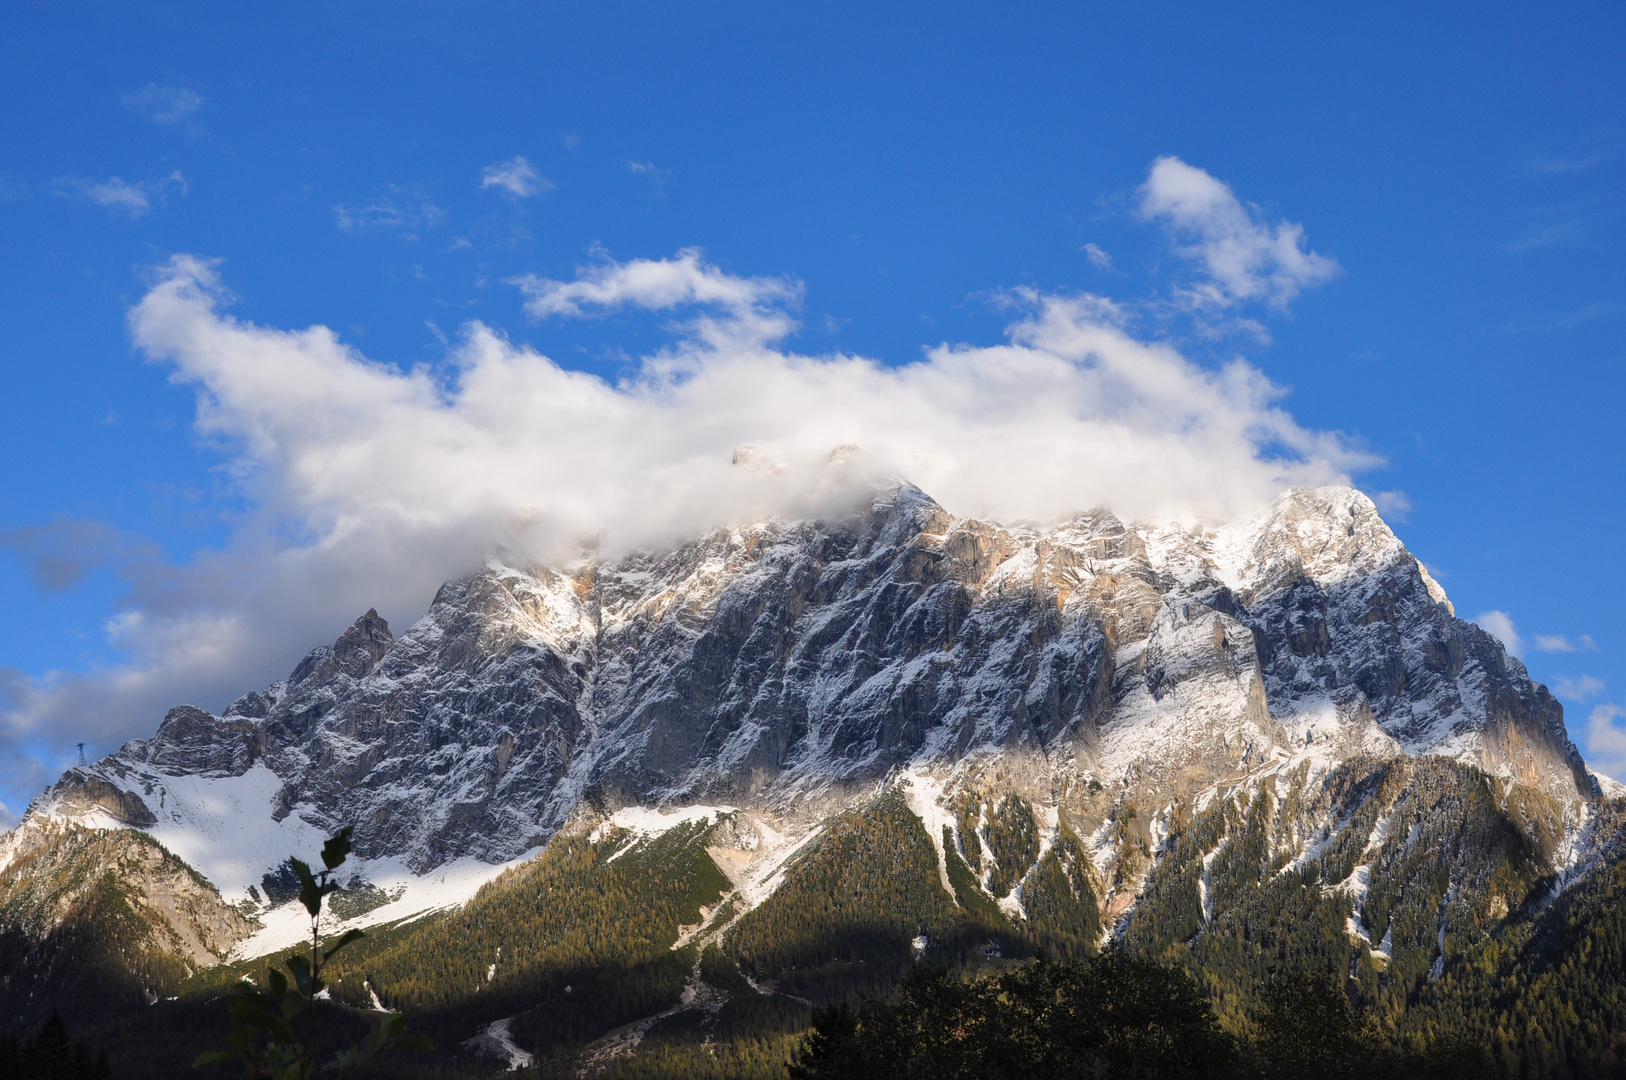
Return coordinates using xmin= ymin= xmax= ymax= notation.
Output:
xmin=1123 ymin=757 xmax=1562 ymax=1029
xmin=724 ymin=789 xmax=1103 ymax=1005
xmin=1 ymin=1012 xmax=112 ymax=1080
xmin=319 ymin=818 xmax=733 ymax=1050
xmin=1399 ymin=824 xmax=1626 ymax=1076
xmin=786 ymin=953 xmax=1496 ymax=1080
xmin=726 ymin=789 xmax=1007 ymax=1002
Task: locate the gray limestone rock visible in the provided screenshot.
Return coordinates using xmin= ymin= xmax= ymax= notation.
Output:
xmin=24 ymin=484 xmax=1600 ymax=882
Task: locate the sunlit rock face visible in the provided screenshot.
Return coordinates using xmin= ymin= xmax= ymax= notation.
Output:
xmin=29 ymin=483 xmax=1595 ymax=887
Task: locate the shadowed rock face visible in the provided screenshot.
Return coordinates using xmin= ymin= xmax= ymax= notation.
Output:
xmin=34 ymin=484 xmax=1596 ymax=874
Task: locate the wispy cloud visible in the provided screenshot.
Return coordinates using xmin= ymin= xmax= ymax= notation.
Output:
xmin=121 ymin=84 xmax=205 ymax=131
xmin=1083 ymin=243 xmax=1114 ymax=270
xmin=1554 ymin=675 xmax=1606 ymax=702
xmin=1526 ymin=151 xmax=1618 ymax=176
xmin=627 ymin=159 xmax=670 ymax=197
xmin=1502 ymin=300 xmax=1624 ymax=334
xmin=1506 ymin=216 xmax=1589 ymax=253
xmin=1138 ymin=156 xmax=1339 ymax=312
xmin=1369 ymin=489 xmax=1412 ymax=522
xmin=480 ymin=156 xmax=552 ymax=199
xmin=512 ymin=247 xmax=802 ymax=350
xmin=1584 ymin=703 xmax=1626 ymax=782
xmin=1522 ymin=132 xmax=1622 ymax=177
xmin=333 ymin=186 xmax=446 ymax=238
xmin=53 ymin=170 xmax=188 ymax=218
xmin=1475 ymin=610 xmax=1522 ymax=656
xmin=1534 ymin=633 xmax=1598 ymax=653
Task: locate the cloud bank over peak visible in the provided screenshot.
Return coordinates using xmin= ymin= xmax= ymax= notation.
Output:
xmin=135 ymin=249 xmax=1361 ymax=565
xmin=2 ymin=157 xmax=1371 ymax=801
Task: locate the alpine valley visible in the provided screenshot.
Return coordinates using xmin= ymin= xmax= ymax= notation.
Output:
xmin=5 ymin=479 xmax=1626 ymax=1077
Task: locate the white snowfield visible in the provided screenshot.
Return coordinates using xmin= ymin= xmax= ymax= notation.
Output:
xmin=227 ymin=850 xmax=543 ymax=961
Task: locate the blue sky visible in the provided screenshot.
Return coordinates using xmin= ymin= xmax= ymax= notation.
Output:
xmin=2 ymin=1 xmax=1624 ymax=820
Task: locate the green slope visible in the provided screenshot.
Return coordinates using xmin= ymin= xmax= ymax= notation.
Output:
xmin=11 ymin=770 xmax=1626 ymax=1078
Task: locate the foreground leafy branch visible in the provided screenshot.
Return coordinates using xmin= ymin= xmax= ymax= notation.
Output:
xmin=194 ymin=827 xmax=430 ymax=1079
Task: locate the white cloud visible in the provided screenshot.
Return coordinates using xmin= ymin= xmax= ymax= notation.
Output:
xmin=0 ymin=799 xmax=16 ymax=831
xmin=1584 ymin=704 xmax=1626 ymax=784
xmin=1138 ymin=156 xmax=1339 ymax=310
xmin=1554 ymin=675 xmax=1606 ymax=702
xmin=1370 ymin=489 xmax=1412 ymax=522
xmin=54 ymin=171 xmax=188 ymax=218
xmin=0 ymin=242 xmax=1373 ymax=773
xmin=511 ymin=247 xmax=802 ymax=349
xmin=1475 ymin=610 xmax=1522 ymax=656
xmin=480 ymin=156 xmax=552 ymax=199
xmin=1534 ymin=633 xmax=1598 ymax=652
xmin=333 ymin=187 xmax=445 ymax=237
xmin=121 ymin=84 xmax=205 ymax=127
xmin=1083 ymin=243 xmax=1113 ymax=270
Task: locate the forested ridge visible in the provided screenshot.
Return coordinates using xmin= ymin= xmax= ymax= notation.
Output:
xmin=0 ymin=825 xmax=237 ymax=1029
xmin=8 ymin=767 xmax=1626 ymax=1078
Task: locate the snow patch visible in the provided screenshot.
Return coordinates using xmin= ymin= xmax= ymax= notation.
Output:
xmin=602 ymin=804 xmax=736 ymax=838
xmin=464 ymin=1017 xmax=534 ymax=1071
xmin=897 ymin=768 xmax=957 ymax=899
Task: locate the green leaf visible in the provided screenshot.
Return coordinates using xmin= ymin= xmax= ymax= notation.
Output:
xmin=191 ymin=1049 xmax=233 ymax=1067
xmin=323 ymin=926 xmax=366 ymax=961
xmin=227 ymin=994 xmax=296 ymax=1044
xmin=290 ymin=857 xmax=324 ymax=918
xmin=267 ymin=967 xmax=288 ymax=998
xmin=286 ymin=952 xmax=315 ymax=997
xmin=321 ymin=826 xmax=355 ymax=871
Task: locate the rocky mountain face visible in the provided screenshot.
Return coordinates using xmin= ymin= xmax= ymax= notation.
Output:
xmin=3 ymin=481 xmax=1619 ymax=1066
xmin=29 ymin=483 xmax=1594 ymax=874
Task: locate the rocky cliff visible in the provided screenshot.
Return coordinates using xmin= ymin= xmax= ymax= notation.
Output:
xmin=21 ymin=483 xmax=1598 ymax=892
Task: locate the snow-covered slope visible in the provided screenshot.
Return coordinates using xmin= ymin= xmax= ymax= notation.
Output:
xmin=13 ymin=483 xmax=1602 ymax=932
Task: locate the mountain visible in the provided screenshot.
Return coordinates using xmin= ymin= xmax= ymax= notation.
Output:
xmin=3 ymin=480 xmax=1622 ymax=1076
